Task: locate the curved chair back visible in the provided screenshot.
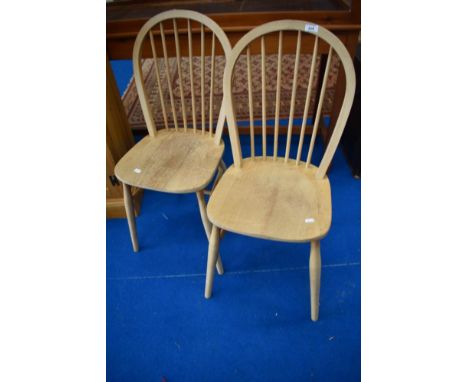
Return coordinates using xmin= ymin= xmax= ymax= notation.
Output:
xmin=223 ymin=20 xmax=356 ymax=178
xmin=133 ymin=10 xmax=232 ymax=143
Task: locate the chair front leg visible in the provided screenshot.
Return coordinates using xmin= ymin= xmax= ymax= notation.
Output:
xmin=309 ymin=241 xmax=321 ymax=321
xmin=204 ymin=225 xmax=220 ymax=298
xmin=122 ymin=183 xmax=139 ymax=252
xmin=196 ymin=191 xmax=224 ymax=275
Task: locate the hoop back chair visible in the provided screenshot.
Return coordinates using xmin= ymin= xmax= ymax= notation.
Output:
xmin=114 ymin=10 xmax=231 ymax=274
xmin=204 ymin=21 xmax=356 ymax=321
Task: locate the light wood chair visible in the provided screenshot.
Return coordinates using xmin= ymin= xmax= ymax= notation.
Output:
xmin=204 ymin=21 xmax=356 ymax=321
xmin=114 ymin=10 xmax=231 ymax=275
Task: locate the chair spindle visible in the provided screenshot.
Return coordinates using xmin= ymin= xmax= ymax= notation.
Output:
xmin=200 ymin=25 xmax=205 ymax=134
xmin=246 ymin=45 xmax=255 ymax=157
xmin=173 ymin=19 xmax=188 ymax=131
xmin=273 ymin=31 xmax=283 ymax=159
xmin=209 ymin=32 xmax=216 ymax=136
xmin=187 ymin=20 xmax=197 ymax=132
xmin=306 ymin=46 xmax=333 ymax=167
xmin=296 ymin=35 xmax=318 ymax=164
xmin=149 ymin=31 xmax=169 ymax=130
xmin=285 ymin=30 xmax=302 ymax=162
xmin=261 ymin=36 xmax=267 ymax=158
xmin=159 ymin=23 xmax=178 ymax=130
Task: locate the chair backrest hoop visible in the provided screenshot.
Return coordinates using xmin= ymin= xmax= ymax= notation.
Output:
xmin=132 ymin=10 xmax=232 ymax=142
xmin=223 ymin=20 xmax=356 ymax=178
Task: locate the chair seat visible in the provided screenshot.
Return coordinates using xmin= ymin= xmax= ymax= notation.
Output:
xmin=115 ymin=129 xmax=224 ymax=193
xmin=207 ymin=158 xmax=332 ymax=242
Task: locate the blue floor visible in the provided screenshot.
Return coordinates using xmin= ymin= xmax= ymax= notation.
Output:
xmin=107 ymin=131 xmax=361 ymax=381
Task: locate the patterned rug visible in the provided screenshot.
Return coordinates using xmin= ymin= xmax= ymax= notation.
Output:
xmin=122 ymin=54 xmax=340 ymax=132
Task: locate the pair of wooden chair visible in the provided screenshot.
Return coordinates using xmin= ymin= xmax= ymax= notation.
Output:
xmin=114 ymin=10 xmax=355 ymax=321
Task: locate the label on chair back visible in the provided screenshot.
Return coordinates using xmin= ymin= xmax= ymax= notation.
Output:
xmin=305 ymin=218 xmax=315 ymax=223
xmin=304 ymin=24 xmax=319 ymax=34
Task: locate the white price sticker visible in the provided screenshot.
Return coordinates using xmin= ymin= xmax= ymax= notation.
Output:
xmin=304 ymin=24 xmax=319 ymax=34
xmin=133 ymin=168 xmax=142 ymax=174
xmin=305 ymin=217 xmax=315 ymax=223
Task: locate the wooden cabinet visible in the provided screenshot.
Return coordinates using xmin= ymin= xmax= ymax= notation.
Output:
xmin=106 ymin=56 xmax=143 ymax=218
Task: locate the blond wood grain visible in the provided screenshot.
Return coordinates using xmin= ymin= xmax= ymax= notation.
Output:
xmin=222 ymin=20 xmax=355 ymax=173
xmin=309 ymin=240 xmax=321 ymax=321
xmin=132 ymin=46 xmax=157 ymax=136
xmin=196 ymin=190 xmax=224 ymax=275
xmin=246 ymin=45 xmax=255 ymax=157
xmin=149 ymin=31 xmax=169 ymax=130
xmin=273 ymin=30 xmax=283 ymax=160
xmin=284 ymin=30 xmax=301 ymax=161
xmin=306 ymin=45 xmax=333 ymax=167
xmin=202 ymin=161 xmax=225 ymax=196
xmin=187 ymin=19 xmax=198 ymax=132
xmin=204 ymin=225 xmax=220 ymax=298
xmin=123 ymin=183 xmax=139 ymax=252
xmin=118 ymin=10 xmax=232 ymax=260
xmin=213 ymin=20 xmax=355 ymax=319
xmin=115 ymin=129 xmax=224 ymax=193
xmin=133 ymin=10 xmax=231 ymax=138
xmin=261 ymin=36 xmax=267 ymax=158
xmin=207 ymin=158 xmax=332 ymax=243
xmin=173 ymin=18 xmax=188 ymax=131
xmin=159 ymin=23 xmax=179 ymax=130
xmin=209 ymin=32 xmax=216 ymax=136
xmin=211 ymin=162 xmax=225 ymax=192
xmin=296 ymin=35 xmax=318 ymax=164
xmin=200 ymin=24 xmax=205 ymax=134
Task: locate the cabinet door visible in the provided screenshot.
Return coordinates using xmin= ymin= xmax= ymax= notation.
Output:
xmin=106 ymin=55 xmax=142 ymax=217
xmin=106 ymin=144 xmax=122 ymax=199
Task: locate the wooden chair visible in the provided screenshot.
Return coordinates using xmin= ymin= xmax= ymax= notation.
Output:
xmin=204 ymin=21 xmax=356 ymax=321
xmin=114 ymin=10 xmax=231 ymax=275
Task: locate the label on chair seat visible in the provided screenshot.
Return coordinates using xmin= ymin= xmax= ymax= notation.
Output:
xmin=304 ymin=24 xmax=319 ymax=34
xmin=305 ymin=218 xmax=315 ymax=223
xmin=133 ymin=168 xmax=142 ymax=174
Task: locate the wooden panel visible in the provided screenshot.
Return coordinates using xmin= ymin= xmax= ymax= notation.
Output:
xmin=108 ymin=25 xmax=358 ymax=59
xmin=107 ymin=1 xmax=360 ymax=59
xmin=107 ymin=0 xmax=350 ymax=23
xmin=106 ymin=55 xmax=143 ymax=218
xmin=106 ymin=188 xmax=143 ymax=218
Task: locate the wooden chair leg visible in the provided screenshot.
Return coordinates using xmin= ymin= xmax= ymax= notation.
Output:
xmin=123 ymin=183 xmax=139 ymax=252
xmin=203 ymin=161 xmax=226 ymax=196
xmin=212 ymin=161 xmax=225 ymax=189
xmin=309 ymin=241 xmax=321 ymax=321
xmin=219 ymin=159 xmax=227 ymax=171
xmin=205 ymin=225 xmax=220 ymax=299
xmin=196 ymin=191 xmax=224 ymax=275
